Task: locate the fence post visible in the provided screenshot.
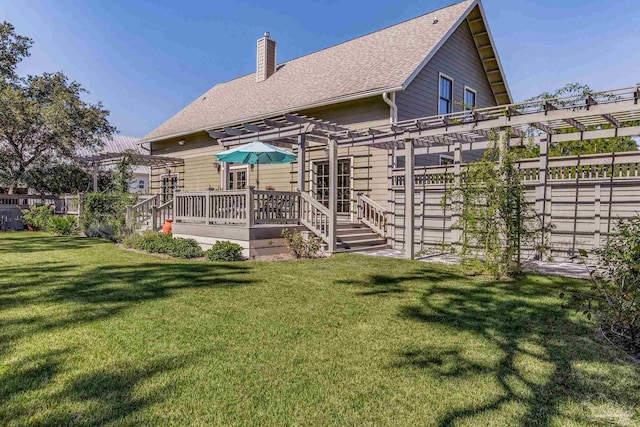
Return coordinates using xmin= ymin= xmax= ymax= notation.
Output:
xmin=594 ymin=184 xmax=601 ymax=248
xmin=405 ymin=138 xmax=415 ymax=260
xmin=356 ymin=193 xmax=363 ymax=223
xmin=451 ymin=141 xmax=462 ymax=247
xmin=537 ymin=135 xmax=550 ymax=256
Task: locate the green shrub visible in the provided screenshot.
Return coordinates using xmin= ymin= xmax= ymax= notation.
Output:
xmin=47 ymin=215 xmax=79 ymax=236
xmin=134 ymin=232 xmax=175 ymax=254
xmin=565 ymin=217 xmax=640 ymax=353
xmin=206 ymin=241 xmax=244 ymax=261
xmin=168 ymin=237 xmax=203 ymax=259
xmin=281 ymin=229 xmax=320 ymax=259
xmin=123 ymin=231 xmax=203 ymax=259
xmin=82 ymin=192 xmax=136 ymax=241
xmin=22 ymin=205 xmax=54 ymax=230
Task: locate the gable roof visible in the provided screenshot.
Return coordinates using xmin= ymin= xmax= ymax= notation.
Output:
xmin=142 ymin=0 xmax=507 ymax=143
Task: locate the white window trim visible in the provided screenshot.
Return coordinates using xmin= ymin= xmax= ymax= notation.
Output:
xmin=463 ymin=86 xmax=477 ymax=111
xmin=438 ymin=72 xmax=454 ymax=115
xmin=439 ymin=154 xmax=454 ymax=165
xmin=227 ymin=164 xmax=249 ymax=190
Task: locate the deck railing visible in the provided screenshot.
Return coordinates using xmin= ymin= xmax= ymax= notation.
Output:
xmin=299 ymin=192 xmax=331 ymax=244
xmin=174 ymin=188 xmax=301 ymax=227
xmin=152 ymin=199 xmax=174 ymax=230
xmin=357 ymin=193 xmax=388 ymax=238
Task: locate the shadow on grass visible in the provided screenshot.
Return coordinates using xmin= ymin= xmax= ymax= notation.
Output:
xmin=0 ymin=235 xmax=254 ymax=424
xmin=0 ymin=234 xmax=101 ymax=253
xmin=335 ymin=266 xmax=465 ymax=297
xmin=395 ymin=275 xmax=640 ymax=426
xmin=0 ymin=349 xmax=198 ymax=425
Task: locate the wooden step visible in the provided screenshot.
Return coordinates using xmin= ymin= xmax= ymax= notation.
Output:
xmin=335 ymin=244 xmax=392 ymax=253
xmin=337 ymin=237 xmax=388 ymax=249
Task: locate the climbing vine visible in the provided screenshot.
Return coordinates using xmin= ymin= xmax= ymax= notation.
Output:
xmin=443 ymin=130 xmax=545 ymax=278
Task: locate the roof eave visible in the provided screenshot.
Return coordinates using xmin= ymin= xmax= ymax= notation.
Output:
xmin=140 ymin=85 xmax=403 ymax=144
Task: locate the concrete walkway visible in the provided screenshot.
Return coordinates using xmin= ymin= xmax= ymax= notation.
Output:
xmin=352 ymin=248 xmax=591 ymax=279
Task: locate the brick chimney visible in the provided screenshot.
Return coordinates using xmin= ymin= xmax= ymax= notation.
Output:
xmin=256 ymin=32 xmax=276 ymax=82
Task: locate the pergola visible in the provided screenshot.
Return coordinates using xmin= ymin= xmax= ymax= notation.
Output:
xmin=190 ymin=85 xmax=640 ymax=257
xmin=79 ymin=152 xmax=185 ymax=191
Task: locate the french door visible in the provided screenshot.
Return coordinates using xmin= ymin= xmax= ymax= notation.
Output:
xmin=313 ymin=159 xmax=351 ymax=214
xmin=227 ymin=167 xmax=248 ymax=190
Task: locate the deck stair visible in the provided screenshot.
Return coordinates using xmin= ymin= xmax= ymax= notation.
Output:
xmin=335 ymin=221 xmax=390 ymax=253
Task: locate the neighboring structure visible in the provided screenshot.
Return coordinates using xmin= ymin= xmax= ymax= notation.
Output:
xmin=78 ymin=135 xmax=151 ymax=194
xmin=134 ymin=0 xmax=640 ymax=259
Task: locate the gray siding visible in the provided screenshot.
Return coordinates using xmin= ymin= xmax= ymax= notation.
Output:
xmin=396 ymin=19 xmax=498 ymax=121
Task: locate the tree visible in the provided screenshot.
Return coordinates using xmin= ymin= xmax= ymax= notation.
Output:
xmin=0 ymin=21 xmax=115 ymax=193
xmin=0 ymin=22 xmax=32 ymax=81
xmin=24 ymin=163 xmax=113 ymax=194
xmin=519 ymin=83 xmax=638 ymax=158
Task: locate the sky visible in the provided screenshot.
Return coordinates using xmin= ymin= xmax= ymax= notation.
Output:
xmin=1 ymin=0 xmax=638 ymax=138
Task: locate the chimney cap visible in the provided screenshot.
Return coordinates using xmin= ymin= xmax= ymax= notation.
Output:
xmin=263 ymin=31 xmax=270 ymax=38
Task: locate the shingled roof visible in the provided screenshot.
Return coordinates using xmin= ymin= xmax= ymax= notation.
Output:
xmin=143 ymin=0 xmax=500 ymax=143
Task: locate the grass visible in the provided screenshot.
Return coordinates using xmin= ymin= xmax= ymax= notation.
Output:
xmin=0 ymin=232 xmax=638 ymax=426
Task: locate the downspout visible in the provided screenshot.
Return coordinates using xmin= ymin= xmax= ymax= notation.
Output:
xmin=382 ymin=91 xmax=398 ymax=124
xmin=383 ymin=91 xmax=399 ymax=167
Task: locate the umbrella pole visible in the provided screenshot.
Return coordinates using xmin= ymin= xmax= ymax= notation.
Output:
xmin=256 ymin=163 xmax=259 ymax=190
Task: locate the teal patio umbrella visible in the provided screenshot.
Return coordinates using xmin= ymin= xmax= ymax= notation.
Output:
xmin=215 ymin=141 xmax=297 ymax=189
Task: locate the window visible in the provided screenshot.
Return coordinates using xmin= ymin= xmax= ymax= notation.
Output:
xmin=227 ymin=166 xmax=248 ymax=190
xmin=160 ymin=174 xmax=178 ymax=203
xmin=439 ymin=74 xmax=453 ymax=115
xmin=464 ymin=87 xmax=477 ymax=111
xmin=138 ymin=180 xmax=145 ymax=189
xmin=439 ymin=154 xmax=454 ymax=166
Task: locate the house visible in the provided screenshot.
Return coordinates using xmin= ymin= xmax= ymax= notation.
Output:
xmin=136 ymin=0 xmax=640 ymax=259
xmin=78 ymin=135 xmax=151 ymax=194
xmin=139 ymin=0 xmax=509 ymax=254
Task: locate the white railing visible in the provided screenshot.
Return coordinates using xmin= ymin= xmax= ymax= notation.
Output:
xmin=299 ymin=192 xmax=331 ymax=244
xmin=252 ymin=190 xmax=300 ymax=225
xmin=126 ymin=194 xmax=159 ymax=228
xmin=174 ymin=188 xmax=301 ymax=227
xmin=152 ymin=199 xmax=174 ymax=230
xmin=357 ymin=193 xmax=388 ymax=238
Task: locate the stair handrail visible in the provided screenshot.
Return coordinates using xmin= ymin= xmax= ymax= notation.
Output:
xmin=299 ymin=192 xmax=331 ymax=244
xmin=357 ymin=193 xmax=388 ymax=238
xmin=126 ymin=194 xmax=159 ymax=227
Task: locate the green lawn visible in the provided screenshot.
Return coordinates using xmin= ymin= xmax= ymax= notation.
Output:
xmin=0 ymin=233 xmax=638 ymax=426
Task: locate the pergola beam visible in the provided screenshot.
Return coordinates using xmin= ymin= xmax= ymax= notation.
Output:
xmin=335 ymin=98 xmax=639 ymax=147
xmin=544 ymin=101 xmax=586 ymax=132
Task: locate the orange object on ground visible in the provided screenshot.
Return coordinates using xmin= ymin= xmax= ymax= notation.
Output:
xmin=162 ymin=219 xmax=173 ymax=234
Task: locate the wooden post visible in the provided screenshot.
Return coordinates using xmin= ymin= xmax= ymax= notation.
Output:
xmin=405 ymin=139 xmax=415 ymax=259
xmin=297 ymin=134 xmax=306 ymax=192
xmin=152 ymin=206 xmax=158 ymax=230
xmin=92 ymin=163 xmax=98 ymax=192
xmin=538 ymin=135 xmax=550 ymax=256
xmin=205 ymin=190 xmax=211 ymax=225
xmin=328 ymin=139 xmax=338 ymax=252
xmin=247 ymin=187 xmax=255 ymax=228
xmin=451 ymin=141 xmax=462 ymax=246
xmin=594 ymin=184 xmax=601 ymax=248
xmin=356 ymin=192 xmax=363 ymax=223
